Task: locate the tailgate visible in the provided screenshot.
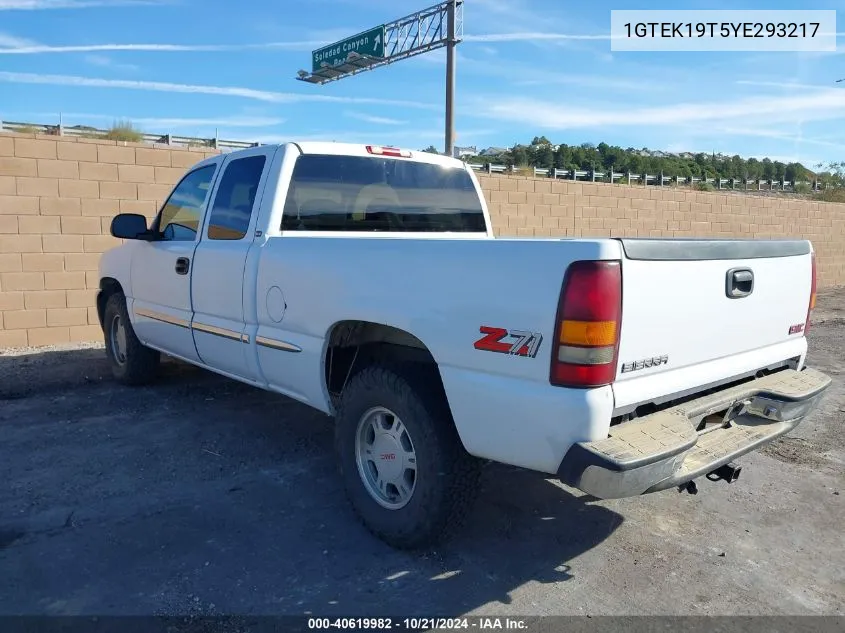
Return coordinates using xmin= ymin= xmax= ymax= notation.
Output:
xmin=612 ymin=238 xmax=814 ymax=410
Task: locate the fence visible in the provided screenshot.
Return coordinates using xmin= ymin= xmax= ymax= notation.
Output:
xmin=468 ymin=163 xmax=827 ymax=193
xmin=0 ymin=120 xmax=831 ymax=192
xmin=1 ymin=120 xmax=260 ymax=152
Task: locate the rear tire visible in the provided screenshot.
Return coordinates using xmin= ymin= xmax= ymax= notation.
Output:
xmin=335 ymin=362 xmax=481 ymax=549
xmin=103 ymin=292 xmax=160 ymax=386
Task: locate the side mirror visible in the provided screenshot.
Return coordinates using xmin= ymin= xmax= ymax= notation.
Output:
xmin=110 ymin=213 xmax=153 ymax=240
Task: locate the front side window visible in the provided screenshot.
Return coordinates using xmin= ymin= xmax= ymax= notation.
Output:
xmin=280 ymin=154 xmax=487 ymax=233
xmin=207 ymin=155 xmax=266 ymax=240
xmin=157 ymin=164 xmax=217 ymax=242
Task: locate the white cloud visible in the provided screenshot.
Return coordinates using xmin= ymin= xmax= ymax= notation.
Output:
xmin=0 ymin=0 xmax=166 ymax=9
xmin=513 ymin=74 xmax=661 ymax=92
xmin=0 ymin=32 xmax=39 ymax=48
xmin=0 ymin=40 xmax=326 ymax=54
xmin=464 ymin=32 xmax=610 ymax=42
xmin=0 ymin=71 xmax=440 ymax=110
xmin=437 ymin=50 xmax=665 ymax=94
xmin=49 ymin=112 xmax=285 ymax=129
xmin=735 ymin=80 xmax=834 ymax=91
xmin=84 ymin=53 xmax=139 ymax=71
xmin=344 ymin=111 xmax=406 ymax=125
xmin=712 ymin=127 xmax=845 ymax=151
xmin=465 ymin=0 xmax=610 ymax=57
xmin=474 ymin=88 xmax=845 ymax=130
xmin=0 ymin=32 xmax=608 ymax=56
xmin=246 ymin=128 xmax=444 ymax=147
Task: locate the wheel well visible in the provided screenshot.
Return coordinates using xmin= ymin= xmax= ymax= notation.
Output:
xmin=324 ymin=321 xmax=445 ymax=406
xmin=96 ymin=278 xmax=124 ymax=329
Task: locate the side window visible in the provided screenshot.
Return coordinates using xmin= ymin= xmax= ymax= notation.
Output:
xmin=207 ymin=155 xmax=267 ymax=240
xmin=157 ymin=164 xmax=217 ymax=242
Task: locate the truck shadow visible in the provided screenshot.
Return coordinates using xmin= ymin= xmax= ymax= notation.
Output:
xmin=0 ymin=346 xmax=624 ymax=616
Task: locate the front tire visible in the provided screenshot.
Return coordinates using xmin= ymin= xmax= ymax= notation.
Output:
xmin=103 ymin=292 xmax=160 ymax=386
xmin=335 ymin=363 xmax=481 ymax=549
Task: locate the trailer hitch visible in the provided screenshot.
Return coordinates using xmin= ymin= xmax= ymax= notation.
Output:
xmin=707 ymin=462 xmax=742 ymax=484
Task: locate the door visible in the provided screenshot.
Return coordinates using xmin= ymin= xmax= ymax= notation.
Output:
xmin=129 ymin=162 xmax=219 ymax=363
xmin=191 ymin=148 xmax=274 ymax=379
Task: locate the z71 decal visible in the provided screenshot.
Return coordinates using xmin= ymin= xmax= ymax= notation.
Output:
xmin=474 ymin=326 xmax=543 ymax=358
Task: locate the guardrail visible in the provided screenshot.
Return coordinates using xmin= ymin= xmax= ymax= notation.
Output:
xmin=1 ymin=120 xmax=829 ymax=191
xmin=1 ymin=120 xmax=260 ymax=151
xmin=468 ymin=162 xmax=825 ymax=192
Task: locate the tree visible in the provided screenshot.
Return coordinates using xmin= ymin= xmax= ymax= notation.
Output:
xmin=422 ymin=145 xmax=439 ymax=154
xmin=461 ymin=135 xmax=817 ymax=185
xmin=508 ymin=144 xmax=529 ymax=167
xmin=535 ymin=143 xmax=554 ymax=169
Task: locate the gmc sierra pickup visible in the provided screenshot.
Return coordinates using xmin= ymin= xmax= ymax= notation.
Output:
xmin=97 ymin=142 xmax=831 ymax=549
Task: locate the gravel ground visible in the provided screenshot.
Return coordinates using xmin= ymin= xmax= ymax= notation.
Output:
xmin=0 ymin=289 xmax=843 ymax=617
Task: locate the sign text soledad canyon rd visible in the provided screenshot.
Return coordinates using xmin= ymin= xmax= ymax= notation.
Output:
xmin=311 ymin=25 xmax=386 ymax=71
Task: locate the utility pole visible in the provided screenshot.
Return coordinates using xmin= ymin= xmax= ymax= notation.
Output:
xmin=444 ymin=0 xmax=457 ymax=157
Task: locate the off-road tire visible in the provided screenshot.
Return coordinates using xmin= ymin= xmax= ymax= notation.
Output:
xmin=335 ymin=362 xmax=481 ymax=549
xmin=103 ymin=292 xmax=160 ymax=386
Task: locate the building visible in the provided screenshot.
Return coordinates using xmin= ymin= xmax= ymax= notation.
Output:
xmin=452 ymin=145 xmax=478 ymax=159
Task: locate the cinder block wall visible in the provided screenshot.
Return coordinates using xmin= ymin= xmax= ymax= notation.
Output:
xmin=475 ymin=173 xmax=845 ymax=290
xmin=0 ymin=132 xmax=217 ymax=348
xmin=1 ymin=131 xmax=843 ymax=348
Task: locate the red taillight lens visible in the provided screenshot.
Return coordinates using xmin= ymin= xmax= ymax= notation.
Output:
xmin=805 ymin=251 xmax=816 ymax=335
xmin=550 ymin=260 xmax=622 ymax=388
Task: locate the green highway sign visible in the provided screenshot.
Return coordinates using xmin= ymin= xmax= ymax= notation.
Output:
xmin=312 ymin=25 xmax=386 ymax=71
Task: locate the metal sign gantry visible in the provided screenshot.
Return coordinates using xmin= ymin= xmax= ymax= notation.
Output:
xmin=296 ymin=0 xmax=464 ymax=156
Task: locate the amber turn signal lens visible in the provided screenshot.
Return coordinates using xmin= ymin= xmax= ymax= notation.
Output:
xmin=559 ymin=319 xmax=618 ymax=347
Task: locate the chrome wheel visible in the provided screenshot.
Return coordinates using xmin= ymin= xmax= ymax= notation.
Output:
xmin=109 ymin=313 xmax=128 ymax=366
xmin=355 ymin=406 xmax=417 ymax=510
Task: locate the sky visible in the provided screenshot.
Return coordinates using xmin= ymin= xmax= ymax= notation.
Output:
xmin=0 ymin=0 xmax=844 ymax=168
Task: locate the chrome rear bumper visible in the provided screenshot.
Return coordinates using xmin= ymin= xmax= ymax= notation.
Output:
xmin=557 ymin=367 xmax=832 ymax=499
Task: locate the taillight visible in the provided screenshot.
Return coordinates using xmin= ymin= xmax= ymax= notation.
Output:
xmin=805 ymin=251 xmax=816 ymax=335
xmin=550 ymin=260 xmax=622 ymax=388
xmin=366 ymin=145 xmax=412 ymax=158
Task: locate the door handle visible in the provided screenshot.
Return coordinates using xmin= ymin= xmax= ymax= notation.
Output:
xmin=175 ymin=257 xmax=190 ymax=275
xmin=726 ymin=267 xmax=753 ymax=298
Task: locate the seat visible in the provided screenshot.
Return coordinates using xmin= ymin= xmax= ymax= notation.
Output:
xmin=352 ymin=184 xmax=400 ymax=219
xmin=352 ymin=183 xmax=403 ymax=230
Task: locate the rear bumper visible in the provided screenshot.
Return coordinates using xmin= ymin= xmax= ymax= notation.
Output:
xmin=556 ymin=367 xmax=832 ymax=499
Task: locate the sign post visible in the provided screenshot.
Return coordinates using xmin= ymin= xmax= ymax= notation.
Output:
xmin=296 ymin=1 xmax=464 ymax=157
xmin=444 ymin=0 xmax=456 ymax=158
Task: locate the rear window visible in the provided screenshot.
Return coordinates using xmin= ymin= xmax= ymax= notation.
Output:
xmin=280 ymin=154 xmax=487 ymax=232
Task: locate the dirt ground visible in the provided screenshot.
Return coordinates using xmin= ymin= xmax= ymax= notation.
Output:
xmin=1 ymin=290 xmax=843 ymax=617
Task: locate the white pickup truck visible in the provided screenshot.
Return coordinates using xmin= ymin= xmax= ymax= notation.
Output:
xmin=97 ymin=142 xmax=831 ymax=549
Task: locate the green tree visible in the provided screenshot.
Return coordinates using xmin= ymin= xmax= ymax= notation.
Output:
xmin=463 ymin=135 xmax=817 ymax=186
xmin=508 ymin=144 xmax=529 ymax=167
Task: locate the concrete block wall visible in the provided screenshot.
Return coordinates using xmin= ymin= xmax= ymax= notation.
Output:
xmin=475 ymin=173 xmax=845 ymax=289
xmin=1 ymin=131 xmax=843 ymax=348
xmin=0 ymin=132 xmax=217 ymax=348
